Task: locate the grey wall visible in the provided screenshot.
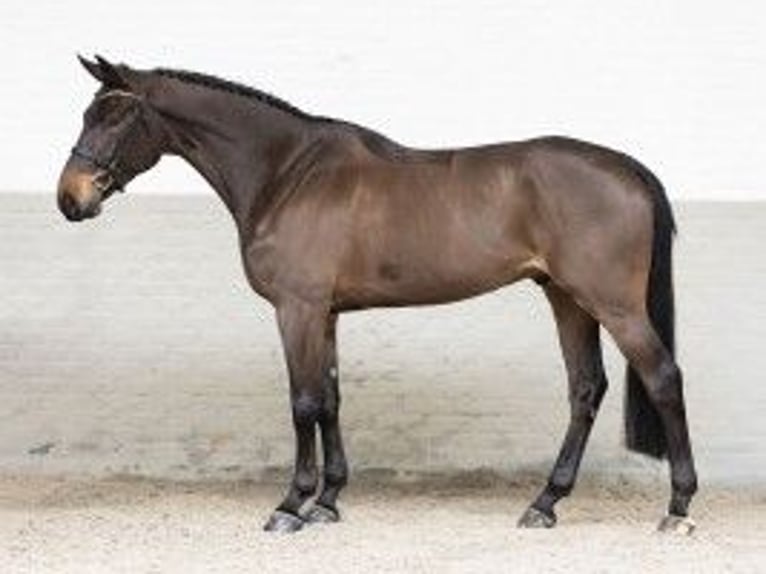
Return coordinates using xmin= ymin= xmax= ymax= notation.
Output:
xmin=1 ymin=194 xmax=764 ymax=485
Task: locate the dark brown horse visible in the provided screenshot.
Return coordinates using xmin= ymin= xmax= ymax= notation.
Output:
xmin=57 ymin=56 xmax=697 ymax=534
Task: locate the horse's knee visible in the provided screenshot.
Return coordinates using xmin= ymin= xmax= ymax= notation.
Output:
xmin=292 ymin=391 xmax=323 ymax=426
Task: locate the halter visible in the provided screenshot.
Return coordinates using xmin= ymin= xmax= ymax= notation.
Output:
xmin=69 ymin=90 xmax=145 ymax=194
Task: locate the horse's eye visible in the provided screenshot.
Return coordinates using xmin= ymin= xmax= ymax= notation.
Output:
xmin=103 ymin=110 xmax=125 ymax=128
xmin=84 ymin=99 xmax=126 ymax=128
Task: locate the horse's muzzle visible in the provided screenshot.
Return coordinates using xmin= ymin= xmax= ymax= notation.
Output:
xmin=57 ymin=168 xmax=103 ymax=222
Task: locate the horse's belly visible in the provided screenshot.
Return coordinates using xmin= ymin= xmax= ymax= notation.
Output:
xmin=333 ymin=244 xmax=532 ymax=310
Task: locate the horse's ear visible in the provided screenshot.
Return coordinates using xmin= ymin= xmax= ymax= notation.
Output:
xmin=78 ymin=54 xmax=104 ymax=82
xmin=94 ymin=54 xmax=131 ymax=90
xmin=78 ymin=54 xmax=131 ymax=90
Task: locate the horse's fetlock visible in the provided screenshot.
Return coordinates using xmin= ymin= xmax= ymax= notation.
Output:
xmin=672 ymin=476 xmax=698 ymax=497
xmin=546 ymin=480 xmax=574 ymax=499
xmin=324 ymin=464 xmax=349 ymax=488
xmin=294 ymin=469 xmax=318 ymax=496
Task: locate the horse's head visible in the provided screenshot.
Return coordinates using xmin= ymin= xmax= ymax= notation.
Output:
xmin=58 ymin=56 xmax=166 ymax=221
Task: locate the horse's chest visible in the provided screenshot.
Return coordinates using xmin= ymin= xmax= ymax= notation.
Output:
xmin=239 ymin=234 xmax=336 ymax=305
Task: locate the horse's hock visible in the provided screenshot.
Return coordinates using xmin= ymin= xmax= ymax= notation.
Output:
xmin=1 ymin=193 xmax=765 ymax=486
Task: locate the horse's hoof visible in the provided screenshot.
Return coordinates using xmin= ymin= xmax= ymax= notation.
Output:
xmin=517 ymin=506 xmax=557 ymax=528
xmin=263 ymin=510 xmax=305 ymax=533
xmin=303 ymin=504 xmax=341 ymax=524
xmin=657 ymin=514 xmax=696 ymax=535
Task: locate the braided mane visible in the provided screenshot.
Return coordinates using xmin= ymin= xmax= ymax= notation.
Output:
xmin=152 ymin=66 xmax=409 ymax=158
xmin=154 ymin=68 xmax=316 ymax=120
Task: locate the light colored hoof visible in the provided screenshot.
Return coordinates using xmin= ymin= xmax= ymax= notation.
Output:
xmin=303 ymin=504 xmax=341 ymax=525
xmin=263 ymin=510 xmax=305 ymax=533
xmin=517 ymin=506 xmax=557 ymax=529
xmin=657 ymin=514 xmax=696 ymax=535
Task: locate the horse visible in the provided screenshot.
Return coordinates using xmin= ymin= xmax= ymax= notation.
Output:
xmin=57 ymin=55 xmax=697 ymax=534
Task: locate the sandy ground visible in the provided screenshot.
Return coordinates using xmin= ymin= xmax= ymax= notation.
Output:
xmin=0 ymin=475 xmax=763 ymax=574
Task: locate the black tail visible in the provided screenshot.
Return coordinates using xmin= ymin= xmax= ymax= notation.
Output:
xmin=624 ymin=164 xmax=675 ymax=459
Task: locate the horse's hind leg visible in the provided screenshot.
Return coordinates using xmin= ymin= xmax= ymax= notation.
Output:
xmin=518 ymin=284 xmax=608 ymax=528
xmin=600 ymin=311 xmax=698 ymax=532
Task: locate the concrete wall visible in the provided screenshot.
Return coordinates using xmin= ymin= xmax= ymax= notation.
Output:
xmin=1 ymin=194 xmax=765 ymax=485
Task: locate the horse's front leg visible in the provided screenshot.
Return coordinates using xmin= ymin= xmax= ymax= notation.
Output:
xmin=302 ymin=311 xmax=349 ymax=524
xmin=263 ymin=299 xmax=341 ymax=533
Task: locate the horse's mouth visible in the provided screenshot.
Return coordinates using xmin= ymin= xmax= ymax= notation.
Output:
xmin=59 ymin=196 xmax=102 ymax=222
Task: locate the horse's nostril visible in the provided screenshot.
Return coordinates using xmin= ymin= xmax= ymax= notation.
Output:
xmin=93 ymin=171 xmax=113 ymax=191
xmin=59 ymin=192 xmax=82 ymax=221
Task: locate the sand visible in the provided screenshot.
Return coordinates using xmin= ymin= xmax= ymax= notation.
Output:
xmin=0 ymin=474 xmax=763 ymax=573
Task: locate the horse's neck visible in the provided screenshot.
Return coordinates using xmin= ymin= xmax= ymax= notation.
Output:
xmin=155 ymin=87 xmax=313 ymax=227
